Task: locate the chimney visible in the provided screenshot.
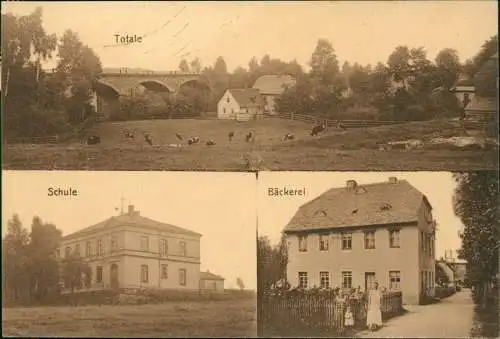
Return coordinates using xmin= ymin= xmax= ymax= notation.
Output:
xmin=346 ymin=180 xmax=357 ymax=190
xmin=388 ymin=177 xmax=398 ymax=184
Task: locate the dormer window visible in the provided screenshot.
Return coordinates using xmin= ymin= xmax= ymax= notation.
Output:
xmin=314 ymin=210 xmax=327 ymax=217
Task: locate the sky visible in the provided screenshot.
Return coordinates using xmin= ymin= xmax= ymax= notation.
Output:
xmin=257 ymin=171 xmax=464 ymax=260
xmin=2 ymin=1 xmax=498 ymax=73
xmin=2 ymin=171 xmax=257 ymax=290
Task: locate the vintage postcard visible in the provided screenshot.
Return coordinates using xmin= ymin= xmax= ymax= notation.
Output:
xmin=256 ymin=171 xmax=498 ymax=338
xmin=2 ymin=171 xmax=257 ymax=337
xmin=1 ymin=1 xmax=498 ymax=171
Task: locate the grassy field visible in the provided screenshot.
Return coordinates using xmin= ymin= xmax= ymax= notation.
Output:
xmin=2 ymin=118 xmax=498 ymax=171
xmin=2 ymin=298 xmax=257 ymax=337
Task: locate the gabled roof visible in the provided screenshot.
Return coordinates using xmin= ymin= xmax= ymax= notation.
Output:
xmin=226 ymin=88 xmax=263 ymax=108
xmin=253 ymin=74 xmax=296 ymax=95
xmin=200 ymin=271 xmax=225 ymax=280
xmin=465 ymin=96 xmax=498 ymax=113
xmin=63 ymin=210 xmax=202 ymax=240
xmin=284 ymin=179 xmax=428 ymax=233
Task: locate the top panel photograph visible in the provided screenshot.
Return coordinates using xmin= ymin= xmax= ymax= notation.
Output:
xmin=1 ymin=1 xmax=498 ymax=171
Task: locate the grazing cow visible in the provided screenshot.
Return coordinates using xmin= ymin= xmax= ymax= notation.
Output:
xmin=206 ymin=139 xmax=216 ymax=146
xmin=310 ymin=123 xmax=326 ymax=136
xmin=283 ymin=133 xmax=295 ymax=141
xmin=228 ymin=131 xmax=234 ymax=141
xmin=144 ymin=134 xmax=153 ymax=146
xmin=187 ymin=137 xmax=200 ymax=145
xmin=175 ymin=133 xmax=183 ymax=141
xmin=245 ymin=131 xmax=254 ymax=142
xmin=124 ymin=131 xmax=135 ymax=140
xmin=87 ymin=135 xmax=100 ymax=145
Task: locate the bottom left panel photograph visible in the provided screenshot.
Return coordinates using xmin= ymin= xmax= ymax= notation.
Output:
xmin=2 ymin=171 xmax=258 ymax=338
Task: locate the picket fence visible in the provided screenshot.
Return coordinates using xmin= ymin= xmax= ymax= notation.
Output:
xmin=259 ymin=291 xmax=402 ymax=335
xmin=265 ymin=112 xmax=404 ymax=128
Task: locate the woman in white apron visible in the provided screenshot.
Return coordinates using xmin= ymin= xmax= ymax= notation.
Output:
xmin=366 ymin=282 xmax=382 ymax=330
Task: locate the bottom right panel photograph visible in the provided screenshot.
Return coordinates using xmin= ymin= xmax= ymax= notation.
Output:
xmin=257 ymin=171 xmax=498 ymax=338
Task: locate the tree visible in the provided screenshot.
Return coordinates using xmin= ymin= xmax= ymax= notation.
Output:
xmin=309 ymin=39 xmax=341 ymax=86
xmin=2 ymin=214 xmax=31 ymax=304
xmin=61 ymin=253 xmax=92 ymax=296
xmin=257 ymin=235 xmax=288 ymax=294
xmin=435 ymin=262 xmax=451 ymax=287
xmin=435 ymin=48 xmax=462 ymax=90
xmin=28 ymin=217 xmax=63 ymax=303
xmin=276 ymin=76 xmax=314 ymax=115
xmin=189 ymin=57 xmax=202 ymax=73
xmin=236 ymin=277 xmax=245 ymax=291
xmin=465 ymin=35 xmax=498 ymax=78
xmin=453 ymin=171 xmax=499 ymax=309
xmin=213 ymin=56 xmax=228 ymax=75
xmin=178 ymin=59 xmax=190 ymax=73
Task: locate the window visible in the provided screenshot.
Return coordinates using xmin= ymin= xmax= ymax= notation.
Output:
xmin=298 ymin=235 xmax=308 ymax=252
xmin=141 ymin=236 xmax=149 ymax=251
xmin=319 ymin=234 xmax=329 ymax=251
xmin=420 ymin=232 xmax=425 ymax=252
xmin=364 ymin=230 xmax=376 ymax=249
xmin=226 ymin=97 xmax=230 ymax=103
xmin=56 ymin=248 xmax=60 ymax=259
xmin=320 ymin=271 xmax=330 ymax=289
xmin=160 ymin=239 xmax=168 ymax=256
xmin=179 ymin=268 xmax=187 ymax=286
xmin=342 ymin=271 xmax=352 ymax=289
xmin=298 ymin=272 xmax=308 ymax=289
xmin=141 ymin=265 xmax=149 ymax=283
xmin=389 ymin=229 xmax=400 ymax=248
xmin=223 ymin=107 xmax=226 ymax=114
xmin=75 ymin=244 xmax=81 ymax=256
xmin=65 ymin=246 xmax=71 ymax=257
xmin=161 ymin=264 xmax=168 ymax=279
xmin=111 ymin=235 xmax=118 ymax=252
xmin=342 ymin=233 xmax=352 ymax=250
xmin=179 ymin=241 xmax=187 ymax=256
xmin=96 ymin=266 xmax=103 ymax=283
xmin=97 ymin=239 xmax=104 ymax=256
xmin=86 ymin=242 xmax=92 ymax=257
xmin=389 ymin=271 xmax=401 ymax=290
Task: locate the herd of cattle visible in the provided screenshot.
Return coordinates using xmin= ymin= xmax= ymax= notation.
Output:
xmin=83 ymin=122 xmax=336 ymax=146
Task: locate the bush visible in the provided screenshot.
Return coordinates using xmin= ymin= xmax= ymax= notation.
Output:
xmin=435 ymin=285 xmax=456 ymax=299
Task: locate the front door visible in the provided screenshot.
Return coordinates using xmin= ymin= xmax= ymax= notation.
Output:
xmin=365 ymin=272 xmax=376 ymax=291
xmin=110 ymin=263 xmax=119 ymax=289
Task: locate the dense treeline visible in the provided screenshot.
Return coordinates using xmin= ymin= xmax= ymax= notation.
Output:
xmin=2 ymin=214 xmax=91 ymax=306
xmin=2 ymin=7 xmax=497 ymax=138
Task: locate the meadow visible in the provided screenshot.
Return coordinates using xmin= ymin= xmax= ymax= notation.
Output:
xmin=2 ymin=298 xmax=257 ymax=337
xmin=2 ymin=118 xmax=497 ymax=171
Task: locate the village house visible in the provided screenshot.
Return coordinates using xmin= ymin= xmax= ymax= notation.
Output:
xmin=252 ymin=74 xmax=296 ymax=115
xmin=199 ymin=270 xmax=225 ymax=293
xmin=451 ymin=76 xmax=475 ymax=107
xmin=57 ymin=205 xmax=202 ymax=292
xmin=440 ymin=249 xmax=467 ymax=286
xmin=217 ymin=88 xmax=264 ymax=121
xmin=283 ymin=177 xmax=436 ymax=305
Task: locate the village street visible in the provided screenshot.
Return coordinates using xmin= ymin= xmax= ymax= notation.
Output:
xmin=357 ymin=290 xmax=476 ymax=338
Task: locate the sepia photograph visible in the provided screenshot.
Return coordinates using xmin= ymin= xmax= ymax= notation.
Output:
xmin=2 ymin=171 xmax=257 ymax=337
xmin=256 ymin=171 xmax=498 ymax=338
xmin=1 ymin=1 xmax=498 ymax=171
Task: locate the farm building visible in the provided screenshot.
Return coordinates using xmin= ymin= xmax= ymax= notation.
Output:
xmin=199 ymin=270 xmax=225 ymax=293
xmin=217 ymin=88 xmax=264 ymax=121
xmin=451 ymin=77 xmax=475 ymax=108
xmin=252 ymin=74 xmax=296 ymax=115
xmin=283 ymin=177 xmax=436 ymax=305
xmin=57 ymin=205 xmax=202 ymax=293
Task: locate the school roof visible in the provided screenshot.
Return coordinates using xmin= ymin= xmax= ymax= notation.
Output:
xmin=225 ymin=88 xmax=263 ymax=108
xmin=284 ymin=179 xmax=430 ymax=233
xmin=252 ymin=74 xmax=296 ymax=95
xmin=465 ymin=96 xmax=498 ymax=113
xmin=63 ymin=207 xmax=202 ymax=240
xmin=200 ymin=271 xmax=225 ymax=280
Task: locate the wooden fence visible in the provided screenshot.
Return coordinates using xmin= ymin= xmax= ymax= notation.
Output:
xmin=265 ymin=112 xmax=405 ymax=128
xmin=5 ymin=135 xmax=59 ymax=145
xmin=259 ymin=290 xmax=403 ymax=335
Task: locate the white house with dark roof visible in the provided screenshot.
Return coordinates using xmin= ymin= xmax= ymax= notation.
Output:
xmin=217 ymin=88 xmax=264 ymax=121
xmin=199 ymin=270 xmax=225 ymax=293
xmin=252 ymin=74 xmax=296 ymax=115
xmin=283 ymin=177 xmax=436 ymax=305
xmin=57 ymin=205 xmax=202 ymax=293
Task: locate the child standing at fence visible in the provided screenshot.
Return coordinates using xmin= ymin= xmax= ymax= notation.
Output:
xmin=344 ymin=305 xmax=354 ymax=328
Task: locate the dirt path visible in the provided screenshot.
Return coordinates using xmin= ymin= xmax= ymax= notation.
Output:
xmin=357 ymin=290 xmax=476 ymax=338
